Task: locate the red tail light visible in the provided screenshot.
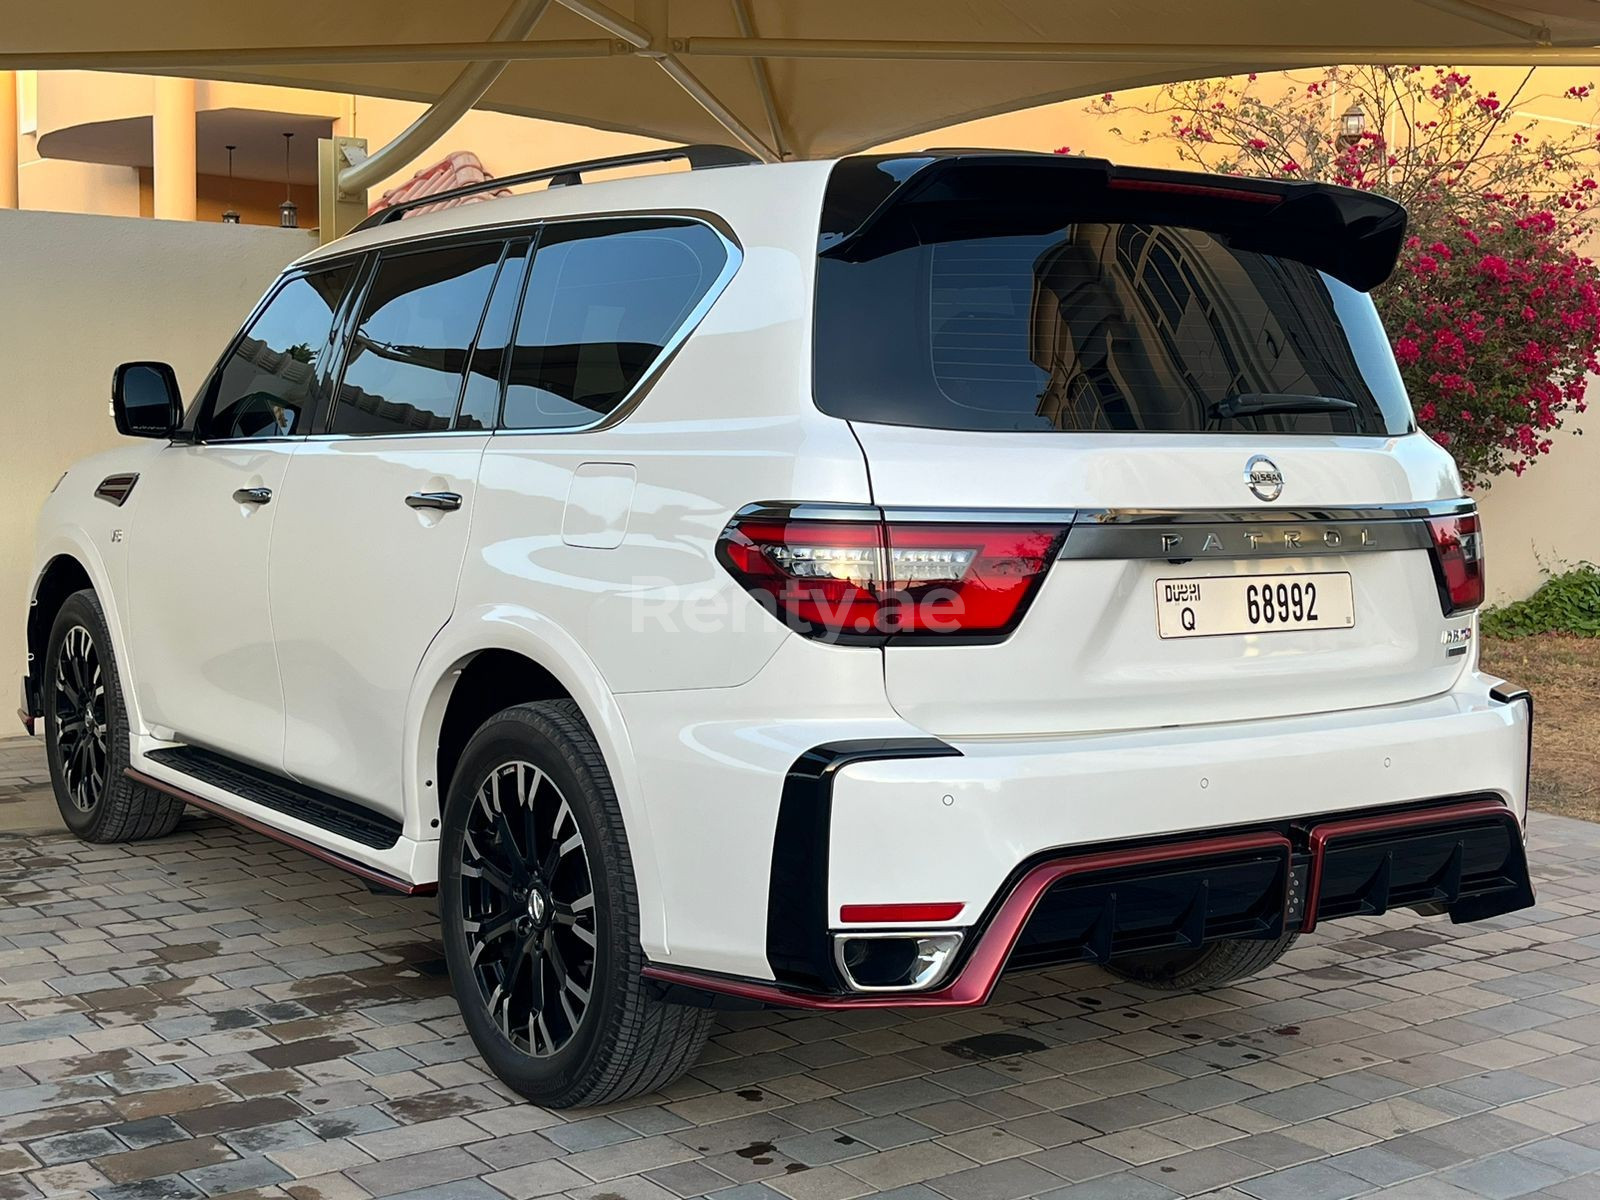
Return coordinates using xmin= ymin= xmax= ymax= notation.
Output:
xmin=1426 ymin=511 xmax=1484 ymax=614
xmin=717 ymin=510 xmax=1067 ymax=642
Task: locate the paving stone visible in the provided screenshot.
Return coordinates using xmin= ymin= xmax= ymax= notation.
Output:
xmin=2 ymin=740 xmax=1600 ymax=1200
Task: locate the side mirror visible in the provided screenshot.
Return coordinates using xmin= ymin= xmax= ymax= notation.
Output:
xmin=112 ymin=362 xmax=183 ymax=439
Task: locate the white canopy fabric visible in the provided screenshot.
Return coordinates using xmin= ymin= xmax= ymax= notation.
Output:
xmin=6 ymin=0 xmax=1600 ymax=160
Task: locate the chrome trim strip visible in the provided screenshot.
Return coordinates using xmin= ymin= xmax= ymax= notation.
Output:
xmin=730 ymin=501 xmax=882 ymax=523
xmin=880 ymin=507 xmax=1079 ymax=525
xmin=1061 ymin=502 xmax=1470 ymax=562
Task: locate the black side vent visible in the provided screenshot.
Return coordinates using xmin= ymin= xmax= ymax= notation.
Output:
xmin=94 ymin=473 xmax=139 ymax=506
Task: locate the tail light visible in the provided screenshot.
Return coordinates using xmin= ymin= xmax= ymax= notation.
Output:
xmin=1426 ymin=511 xmax=1484 ymax=614
xmin=717 ymin=509 xmax=1067 ymax=642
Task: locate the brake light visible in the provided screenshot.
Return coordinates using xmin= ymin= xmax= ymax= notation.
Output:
xmin=1426 ymin=511 xmax=1484 ymax=614
xmin=717 ymin=512 xmax=1067 ymax=642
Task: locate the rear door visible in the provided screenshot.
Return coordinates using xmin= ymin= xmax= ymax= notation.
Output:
xmin=814 ymin=161 xmax=1475 ymax=739
xmin=269 ymin=237 xmax=522 ymax=815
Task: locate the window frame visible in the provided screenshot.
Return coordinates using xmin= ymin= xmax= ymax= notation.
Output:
xmin=188 ymin=254 xmax=367 ymax=445
xmin=316 ymin=232 xmax=515 ymax=439
xmin=493 ymin=212 xmax=743 ymax=436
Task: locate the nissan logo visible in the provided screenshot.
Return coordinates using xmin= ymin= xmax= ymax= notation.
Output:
xmin=1245 ymin=455 xmax=1284 ymax=502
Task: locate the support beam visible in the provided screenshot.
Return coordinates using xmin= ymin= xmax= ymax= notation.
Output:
xmin=729 ymin=0 xmax=789 ymax=159
xmin=555 ymin=0 xmax=651 ymax=48
xmin=152 ymin=76 xmax=196 ymax=221
xmin=0 ymin=71 xmax=16 ymax=210
xmin=654 ymin=54 xmax=777 ymax=161
xmin=681 ymin=38 xmax=1600 ymax=66
xmin=6 ymin=37 xmax=1600 ymax=75
xmin=319 ymin=136 xmax=369 ymax=245
xmin=0 ymin=40 xmax=619 ymax=72
xmin=1411 ymin=0 xmax=1550 ymax=44
xmin=338 ymin=0 xmax=553 ymax=193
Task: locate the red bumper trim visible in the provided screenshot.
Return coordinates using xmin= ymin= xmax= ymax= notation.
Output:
xmin=1299 ymin=796 xmax=1517 ymax=934
xmin=643 ymin=830 xmax=1291 ymax=1010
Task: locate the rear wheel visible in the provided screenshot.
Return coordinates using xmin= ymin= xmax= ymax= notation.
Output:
xmin=1104 ymin=932 xmax=1299 ymax=991
xmin=439 ymin=700 xmax=712 ymax=1108
xmin=42 ymin=590 xmax=184 ymax=842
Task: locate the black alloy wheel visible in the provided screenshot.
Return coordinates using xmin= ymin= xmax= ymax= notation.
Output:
xmin=458 ymin=759 xmax=599 ymax=1057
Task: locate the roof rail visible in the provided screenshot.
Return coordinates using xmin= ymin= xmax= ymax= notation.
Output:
xmin=353 ymin=143 xmax=762 ymax=232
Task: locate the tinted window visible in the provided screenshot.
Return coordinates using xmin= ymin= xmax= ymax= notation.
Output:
xmin=199 ymin=266 xmax=354 ymax=440
xmin=502 ymin=220 xmax=729 ymax=430
xmin=331 ymin=242 xmax=501 ymax=435
xmin=457 ymin=241 xmax=529 ymax=431
xmin=815 ymin=221 xmax=1414 ymax=437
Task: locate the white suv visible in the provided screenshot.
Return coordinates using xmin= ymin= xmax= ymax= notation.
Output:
xmin=22 ymin=147 xmax=1536 ymax=1108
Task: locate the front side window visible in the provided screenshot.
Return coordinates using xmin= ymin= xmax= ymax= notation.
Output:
xmin=502 ymin=219 xmax=729 ymax=430
xmin=198 ymin=265 xmax=355 ymax=440
xmin=331 ymin=241 xmax=502 ymax=436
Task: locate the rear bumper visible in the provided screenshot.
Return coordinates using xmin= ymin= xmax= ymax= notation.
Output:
xmin=643 ymin=677 xmax=1534 ymax=1007
xmin=645 ymin=794 xmax=1533 ymax=1010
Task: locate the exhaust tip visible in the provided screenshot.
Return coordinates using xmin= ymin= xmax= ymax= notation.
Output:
xmin=833 ymin=931 xmax=963 ymax=992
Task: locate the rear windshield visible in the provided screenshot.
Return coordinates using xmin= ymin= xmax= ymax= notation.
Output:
xmin=814 ymin=220 xmax=1416 ymax=436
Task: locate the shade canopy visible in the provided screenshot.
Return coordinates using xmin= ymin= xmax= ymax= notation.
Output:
xmin=6 ymin=0 xmax=1600 ymax=161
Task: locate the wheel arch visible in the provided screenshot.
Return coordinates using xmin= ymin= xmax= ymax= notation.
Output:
xmin=406 ymin=612 xmax=667 ymax=957
xmin=26 ymin=533 xmax=144 ymax=734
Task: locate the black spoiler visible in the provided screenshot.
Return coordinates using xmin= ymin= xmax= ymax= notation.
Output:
xmin=819 ymin=153 xmax=1407 ymax=292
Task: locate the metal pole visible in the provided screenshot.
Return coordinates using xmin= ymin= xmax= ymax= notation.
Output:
xmin=338 ymin=0 xmax=553 ymax=193
xmin=680 ymin=38 xmax=1600 ymax=66
xmin=0 ymin=40 xmax=618 ymax=72
xmin=729 ymin=0 xmax=789 ymax=159
xmin=1410 ymin=0 xmax=1549 ymax=44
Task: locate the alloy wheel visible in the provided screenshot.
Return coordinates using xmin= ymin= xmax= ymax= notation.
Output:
xmin=53 ymin=624 xmax=107 ymax=812
xmin=458 ymin=760 xmax=598 ymax=1057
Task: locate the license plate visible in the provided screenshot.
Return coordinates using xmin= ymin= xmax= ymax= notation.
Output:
xmin=1156 ymin=573 xmax=1355 ymax=639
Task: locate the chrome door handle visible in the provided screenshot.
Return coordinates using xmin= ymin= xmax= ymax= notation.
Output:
xmin=405 ymin=491 xmax=462 ymax=512
xmin=233 ymin=487 xmax=272 ymax=505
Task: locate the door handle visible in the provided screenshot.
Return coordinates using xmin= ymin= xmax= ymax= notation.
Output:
xmin=233 ymin=487 xmax=272 ymax=505
xmin=405 ymin=491 xmax=463 ymax=512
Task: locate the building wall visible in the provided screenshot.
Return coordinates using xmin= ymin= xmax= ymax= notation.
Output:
xmin=0 ymin=210 xmax=315 ymax=680
xmin=1477 ymin=405 xmax=1598 ymax=605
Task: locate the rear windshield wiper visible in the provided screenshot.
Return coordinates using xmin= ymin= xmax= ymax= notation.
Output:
xmin=1210 ymin=393 xmax=1359 ymax=420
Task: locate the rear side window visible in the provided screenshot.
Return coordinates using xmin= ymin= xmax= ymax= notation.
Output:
xmin=815 ymin=221 xmax=1415 ymax=437
xmin=199 ymin=265 xmax=355 ymax=440
xmin=502 ymin=219 xmax=729 ymax=430
xmin=331 ymin=241 xmax=502 ymax=435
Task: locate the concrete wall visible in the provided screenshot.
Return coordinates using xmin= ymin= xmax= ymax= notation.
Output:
xmin=1477 ymin=404 xmax=1598 ymax=605
xmin=0 ymin=210 xmax=314 ymax=680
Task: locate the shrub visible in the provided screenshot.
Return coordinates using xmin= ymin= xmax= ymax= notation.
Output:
xmin=1481 ymin=563 xmax=1600 ymax=637
xmin=1086 ymin=67 xmax=1600 ymax=488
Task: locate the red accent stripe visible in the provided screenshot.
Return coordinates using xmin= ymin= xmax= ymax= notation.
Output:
xmin=1107 ymin=178 xmax=1281 ymax=204
xmin=839 ymin=902 xmax=965 ymax=924
xmin=644 ymin=830 xmax=1291 ymax=1009
xmin=1300 ymin=797 xmax=1516 ymax=934
xmin=125 ymin=767 xmax=437 ymax=897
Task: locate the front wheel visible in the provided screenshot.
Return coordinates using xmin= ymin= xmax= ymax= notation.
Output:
xmin=42 ymin=590 xmax=184 ymax=843
xmin=439 ymin=700 xmax=712 ymax=1108
xmin=1103 ymin=932 xmax=1299 ymax=991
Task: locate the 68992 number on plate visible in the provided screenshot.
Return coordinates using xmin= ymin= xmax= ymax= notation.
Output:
xmin=1155 ymin=572 xmax=1356 ymax=639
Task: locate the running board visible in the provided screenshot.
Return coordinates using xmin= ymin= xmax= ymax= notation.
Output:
xmin=144 ymin=746 xmax=402 ymax=848
xmin=126 ymin=766 xmax=433 ymax=896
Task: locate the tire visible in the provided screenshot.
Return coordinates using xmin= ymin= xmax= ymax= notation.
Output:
xmin=42 ymin=589 xmax=185 ymax=843
xmin=1104 ymin=932 xmax=1299 ymax=991
xmin=439 ymin=699 xmax=712 ymax=1108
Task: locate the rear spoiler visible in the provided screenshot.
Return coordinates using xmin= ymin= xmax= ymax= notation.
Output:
xmin=819 ymin=153 xmax=1407 ymax=292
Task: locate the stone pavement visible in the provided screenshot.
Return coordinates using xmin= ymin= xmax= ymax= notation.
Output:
xmin=3 ymin=733 xmax=1600 ymax=1200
